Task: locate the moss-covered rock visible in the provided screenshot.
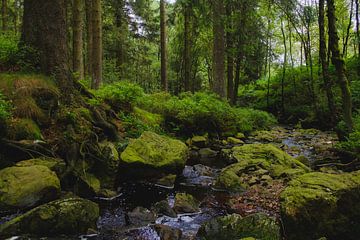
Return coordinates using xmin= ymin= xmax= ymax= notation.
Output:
xmin=190 ymin=135 xmax=208 ymax=148
xmin=0 ymin=165 xmax=60 ymax=210
xmin=215 ymin=144 xmax=309 ymax=191
xmin=133 ymin=106 xmax=164 ymax=128
xmin=227 ymin=137 xmax=244 ymax=145
xmin=173 ymin=193 xmax=200 ymax=213
xmin=0 ymin=198 xmax=99 ymax=237
xmin=7 ymin=118 xmax=42 ymax=140
xmin=197 ymin=213 xmax=280 ymax=240
xmin=280 ymin=171 xmax=360 ymax=240
xmin=15 ymin=157 xmax=66 ymax=176
xmin=119 ymin=131 xmax=188 ymax=179
xmin=95 ymin=141 xmax=120 ymax=187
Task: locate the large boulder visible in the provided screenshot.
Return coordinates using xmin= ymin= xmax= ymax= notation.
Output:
xmin=119 ymin=131 xmax=188 ymax=180
xmin=197 ymin=213 xmax=280 ymax=240
xmin=280 ymin=171 xmax=360 ymax=240
xmin=0 ymin=165 xmax=61 ymax=210
xmin=215 ymin=144 xmax=309 ymax=191
xmin=0 ymin=198 xmax=99 ymax=237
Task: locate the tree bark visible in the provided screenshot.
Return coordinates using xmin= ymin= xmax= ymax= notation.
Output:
xmin=160 ymin=0 xmax=168 ymax=92
xmin=226 ymin=2 xmax=234 ymax=103
xmin=21 ymin=0 xmax=72 ymax=95
xmin=280 ymin=19 xmax=287 ymax=115
xmin=2 ymin=0 xmax=7 ymax=31
xmin=85 ymin=0 xmax=93 ymax=77
xmin=183 ymin=1 xmax=191 ymax=92
xmin=91 ymin=0 xmax=102 ymax=89
xmin=356 ymin=0 xmax=360 ymax=56
xmin=73 ymin=0 xmax=84 ymax=80
xmin=327 ymin=0 xmax=354 ymax=131
xmin=212 ymin=0 xmax=226 ymax=98
xmin=343 ymin=0 xmax=354 ymax=57
xmin=319 ymin=0 xmax=336 ymax=123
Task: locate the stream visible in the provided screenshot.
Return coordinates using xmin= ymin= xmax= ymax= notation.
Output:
xmin=5 ymin=126 xmax=340 ymax=240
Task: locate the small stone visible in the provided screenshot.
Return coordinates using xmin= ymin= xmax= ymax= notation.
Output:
xmin=191 ymin=136 xmax=208 ymax=148
xmin=236 ymin=133 xmax=246 ymax=139
xmin=153 ymin=200 xmax=177 ymax=218
xmin=199 ymin=148 xmax=217 ymax=158
xmin=127 ymin=207 xmax=157 ymax=226
xmin=173 ymin=193 xmax=200 ymax=213
xmin=153 ymin=224 xmax=182 ymax=240
xmin=227 ymin=137 xmax=244 ymax=145
xmin=155 ymin=174 xmax=177 ymax=188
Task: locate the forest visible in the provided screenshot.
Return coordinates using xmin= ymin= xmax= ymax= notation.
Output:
xmin=0 ymin=0 xmax=360 ymax=239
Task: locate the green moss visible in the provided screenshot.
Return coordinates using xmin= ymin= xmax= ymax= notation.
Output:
xmin=120 ymin=131 xmax=188 ymax=174
xmin=280 ymin=171 xmax=360 ymax=240
xmin=197 ymin=213 xmax=280 ymax=240
xmin=15 ymin=157 xmax=66 ymax=176
xmin=173 ymin=193 xmax=200 ymax=213
xmin=7 ymin=118 xmax=42 ymax=140
xmin=0 ymin=198 xmax=99 ymax=237
xmin=215 ymin=144 xmax=309 ymax=191
xmin=0 ymin=74 xmax=59 ymax=123
xmin=134 ymin=106 xmax=164 ymax=127
xmin=0 ymin=165 xmax=61 ymax=210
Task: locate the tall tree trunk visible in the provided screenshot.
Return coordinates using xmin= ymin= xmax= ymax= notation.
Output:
xmin=343 ymin=0 xmax=354 ymax=57
xmin=21 ymin=0 xmax=72 ymax=95
xmin=86 ymin=0 xmax=93 ymax=77
xmin=160 ymin=0 xmax=168 ymax=92
xmin=2 ymin=0 xmax=7 ymax=31
xmin=114 ymin=0 xmax=126 ymax=70
xmin=91 ymin=0 xmax=102 ymax=89
xmin=319 ymin=0 xmax=336 ymax=123
xmin=183 ymin=2 xmax=191 ymax=92
xmin=356 ymin=0 xmax=360 ymax=56
xmin=73 ymin=0 xmax=84 ymax=80
xmin=327 ymin=0 xmax=354 ymax=131
xmin=226 ymin=2 xmax=234 ymax=103
xmin=212 ymin=0 xmax=226 ymax=98
xmin=233 ymin=55 xmax=241 ymax=105
xmin=280 ymin=19 xmax=287 ymax=116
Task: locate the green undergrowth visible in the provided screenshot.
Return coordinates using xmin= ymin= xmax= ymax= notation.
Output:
xmin=93 ymin=81 xmax=277 ymax=137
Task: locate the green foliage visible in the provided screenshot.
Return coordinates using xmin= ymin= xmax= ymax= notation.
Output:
xmin=138 ymin=91 xmax=276 ymax=136
xmin=96 ymin=82 xmax=144 ymax=112
xmin=0 ymin=91 xmax=11 ymax=122
xmin=336 ymin=114 xmax=360 ymax=158
xmin=0 ymin=33 xmax=40 ymax=72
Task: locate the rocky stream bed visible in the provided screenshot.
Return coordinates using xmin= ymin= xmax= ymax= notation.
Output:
xmin=2 ymin=126 xmax=359 ymax=240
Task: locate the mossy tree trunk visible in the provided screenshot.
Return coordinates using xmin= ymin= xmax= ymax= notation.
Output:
xmin=226 ymin=2 xmax=234 ymax=103
xmin=327 ymin=0 xmax=354 ymax=131
xmin=319 ymin=0 xmax=336 ymax=124
xmin=21 ymin=0 xmax=73 ymax=96
xmin=91 ymin=0 xmax=102 ymax=89
xmin=73 ymin=0 xmax=84 ymax=80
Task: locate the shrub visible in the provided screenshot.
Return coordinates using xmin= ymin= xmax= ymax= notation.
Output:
xmin=336 ymin=114 xmax=360 ymax=158
xmin=96 ymin=81 xmax=144 ymax=112
xmin=138 ymin=91 xmax=276 ymax=136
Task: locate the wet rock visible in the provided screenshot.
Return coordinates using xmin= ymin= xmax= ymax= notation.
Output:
xmin=0 ymin=198 xmax=99 ymax=237
xmin=74 ymin=172 xmax=101 ymax=197
xmin=15 ymin=157 xmax=66 ymax=176
xmin=173 ymin=193 xmax=200 ymax=214
xmin=227 ymin=137 xmax=244 ymax=145
xmin=153 ymin=224 xmax=182 ymax=240
xmin=127 ymin=207 xmax=157 ymax=226
xmin=215 ymin=144 xmax=309 ymax=192
xmin=155 ymin=174 xmax=177 ymax=188
xmin=0 ymin=165 xmax=60 ymax=210
xmin=197 ymin=213 xmax=280 ymax=240
xmin=119 ymin=131 xmax=188 ymax=180
xmin=190 ymin=136 xmax=208 ymax=148
xmin=199 ymin=148 xmax=217 ymax=159
xmin=281 ymin=171 xmax=360 ymax=240
xmin=153 ymin=200 xmax=177 ymax=218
